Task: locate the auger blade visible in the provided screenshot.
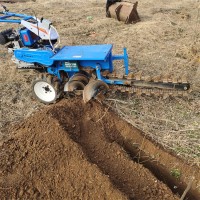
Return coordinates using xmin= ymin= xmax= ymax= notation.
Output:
xmin=83 ymin=80 xmax=109 ymax=103
xmin=64 ymin=80 xmax=85 ymax=93
xmin=69 ymin=73 xmax=89 ymax=85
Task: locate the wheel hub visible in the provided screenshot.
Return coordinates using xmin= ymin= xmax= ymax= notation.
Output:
xmin=43 ymin=85 xmax=52 ymax=93
xmin=33 ymin=81 xmax=57 ymax=103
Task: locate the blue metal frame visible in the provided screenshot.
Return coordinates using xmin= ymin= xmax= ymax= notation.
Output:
xmin=0 ymin=11 xmax=34 ymax=23
xmin=51 ymin=45 xmax=129 ymax=85
xmin=112 ymin=48 xmax=129 ymax=75
xmin=95 ymin=47 xmax=130 ymax=86
xmin=0 ymin=11 xmax=131 ymax=86
xmin=14 ymin=48 xmax=55 ymax=66
xmin=14 ymin=45 xmax=130 ymax=86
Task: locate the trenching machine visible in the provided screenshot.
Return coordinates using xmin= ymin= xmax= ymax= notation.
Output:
xmin=0 ymin=6 xmax=190 ymax=104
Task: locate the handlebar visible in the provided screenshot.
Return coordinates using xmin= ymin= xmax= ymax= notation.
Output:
xmin=1 ymin=4 xmax=8 ymax=12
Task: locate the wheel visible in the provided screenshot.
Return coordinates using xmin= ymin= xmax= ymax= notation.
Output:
xmin=0 ymin=34 xmax=6 ymax=45
xmin=32 ymin=74 xmax=61 ymax=104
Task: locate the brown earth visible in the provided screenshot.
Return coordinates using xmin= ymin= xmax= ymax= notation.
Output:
xmin=0 ymin=99 xmax=182 ymax=200
xmin=0 ymin=0 xmax=199 ymax=161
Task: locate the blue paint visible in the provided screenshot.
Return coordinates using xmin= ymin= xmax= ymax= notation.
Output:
xmin=0 ymin=11 xmax=33 ymax=24
xmin=14 ymin=48 xmax=55 ymax=66
xmin=13 ymin=45 xmax=130 ymax=85
xmin=51 ymin=45 xmax=113 ymax=61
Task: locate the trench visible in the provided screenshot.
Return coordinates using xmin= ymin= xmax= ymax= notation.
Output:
xmin=117 ymin=137 xmax=200 ymax=200
xmin=78 ymin=128 xmax=199 ymax=200
xmin=102 ymin=121 xmax=200 ymax=200
xmin=50 ymin=102 xmax=200 ymax=200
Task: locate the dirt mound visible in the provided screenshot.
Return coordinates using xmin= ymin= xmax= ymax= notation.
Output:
xmin=0 ymin=99 xmax=180 ymax=200
xmin=1 ymin=0 xmax=200 ymax=162
xmin=0 ymin=101 xmax=126 ymax=199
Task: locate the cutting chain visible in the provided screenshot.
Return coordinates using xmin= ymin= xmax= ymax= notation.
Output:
xmin=104 ymin=71 xmax=190 ymax=98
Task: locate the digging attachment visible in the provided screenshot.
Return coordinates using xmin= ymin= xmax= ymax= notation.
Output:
xmin=106 ymin=72 xmax=191 ymax=98
xmin=64 ymin=72 xmax=90 ymax=95
xmin=107 ymin=1 xmax=140 ymax=24
xmin=68 ymin=73 xmax=89 ymax=85
xmin=83 ymin=80 xmax=109 ymax=103
xmin=64 ymin=80 xmax=85 ymax=94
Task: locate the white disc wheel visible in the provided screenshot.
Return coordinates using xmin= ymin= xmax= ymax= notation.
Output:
xmin=32 ymin=74 xmax=60 ymax=104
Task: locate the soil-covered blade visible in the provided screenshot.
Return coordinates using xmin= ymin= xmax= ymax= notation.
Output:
xmin=83 ymin=80 xmax=109 ymax=103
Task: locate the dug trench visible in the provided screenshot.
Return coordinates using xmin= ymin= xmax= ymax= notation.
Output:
xmin=0 ymin=98 xmax=199 ymax=199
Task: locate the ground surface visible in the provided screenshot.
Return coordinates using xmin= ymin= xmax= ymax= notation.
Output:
xmin=0 ymin=0 xmax=200 ymax=199
xmin=0 ymin=0 xmax=199 ymax=161
xmin=0 ymin=99 xmax=183 ymax=199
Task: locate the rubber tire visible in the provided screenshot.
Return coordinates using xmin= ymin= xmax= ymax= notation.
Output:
xmin=0 ymin=34 xmax=6 ymax=45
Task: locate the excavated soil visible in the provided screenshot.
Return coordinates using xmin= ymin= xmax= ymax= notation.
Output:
xmin=0 ymin=99 xmax=182 ymax=200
